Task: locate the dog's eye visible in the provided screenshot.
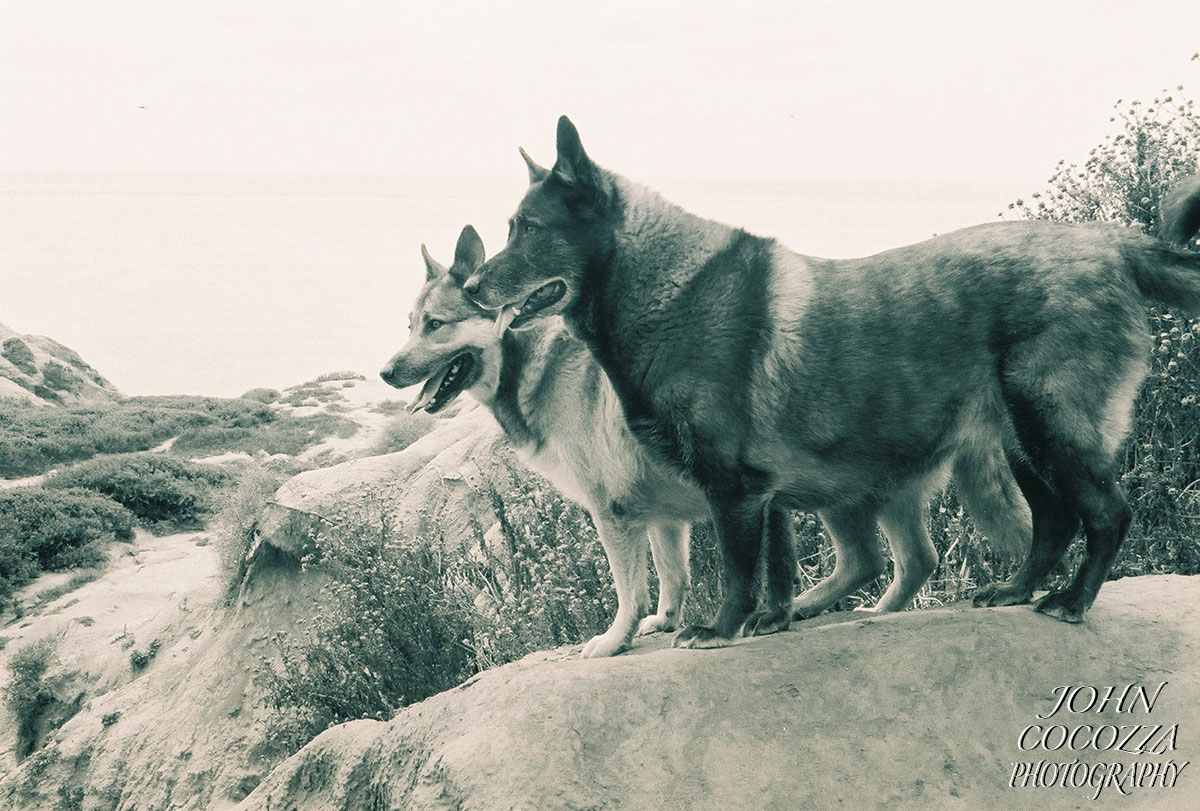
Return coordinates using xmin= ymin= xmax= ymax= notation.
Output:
xmin=523 ymin=221 xmax=538 ymax=235
xmin=427 ymin=319 xmax=444 ymax=331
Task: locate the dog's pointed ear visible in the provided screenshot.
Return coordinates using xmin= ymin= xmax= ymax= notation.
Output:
xmin=519 ymin=147 xmax=550 ymax=184
xmin=449 ymin=225 xmax=485 ymax=282
xmin=552 ymin=115 xmax=596 ymax=190
xmin=421 ymin=244 xmax=448 ymax=280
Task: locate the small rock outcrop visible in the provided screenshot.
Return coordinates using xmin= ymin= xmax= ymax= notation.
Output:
xmin=251 ymin=402 xmax=513 ymax=564
xmin=0 ymin=320 xmax=121 ymax=405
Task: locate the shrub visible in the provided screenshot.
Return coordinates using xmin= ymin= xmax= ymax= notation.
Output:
xmin=257 ymin=454 xmax=643 ymax=756
xmin=0 ymin=488 xmax=134 ymax=577
xmin=278 ymin=384 xmax=344 ymax=408
xmin=212 ymin=464 xmax=286 ymax=591
xmin=0 ymin=394 xmax=300 ymax=476
xmin=457 ymin=459 xmax=619 ymax=667
xmin=172 ymin=412 xmax=358 ymax=458
xmin=3 ymin=338 xmax=37 ymax=375
xmin=240 ymin=388 xmax=281 ymax=404
xmin=257 ymin=490 xmax=476 ymax=755
xmin=39 ymin=361 xmax=80 ymax=393
xmin=5 ymin=635 xmax=61 ymax=759
xmin=0 ymin=526 xmax=39 ymax=610
xmin=371 ymin=400 xmax=409 ymax=416
xmin=0 ymin=400 xmax=188 ymax=477
xmin=372 ymin=411 xmax=435 ymax=455
xmin=312 ymin=371 xmax=364 ymax=383
xmin=129 ymin=639 xmax=161 ymax=672
xmin=45 ymin=454 xmax=227 ymax=529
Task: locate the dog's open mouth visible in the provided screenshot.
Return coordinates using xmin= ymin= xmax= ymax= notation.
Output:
xmin=410 ymin=352 xmax=478 ymax=414
xmin=496 ymin=280 xmax=567 ymax=333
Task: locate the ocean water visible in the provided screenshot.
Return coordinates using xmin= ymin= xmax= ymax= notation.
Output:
xmin=0 ymin=172 xmax=1027 ymax=398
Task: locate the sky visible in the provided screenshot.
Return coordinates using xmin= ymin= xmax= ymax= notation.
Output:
xmin=2 ymin=0 xmax=1198 ymax=186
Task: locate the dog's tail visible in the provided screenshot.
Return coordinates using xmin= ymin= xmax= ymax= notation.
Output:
xmin=953 ymin=448 xmax=1032 ymax=560
xmin=1128 ymin=174 xmax=1200 ymax=316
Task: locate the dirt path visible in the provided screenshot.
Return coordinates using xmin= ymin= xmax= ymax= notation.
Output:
xmin=0 ymin=529 xmax=223 ymax=764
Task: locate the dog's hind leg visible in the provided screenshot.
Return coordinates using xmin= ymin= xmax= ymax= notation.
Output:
xmin=638 ymin=521 xmax=691 ymax=635
xmin=582 ymin=515 xmax=651 ymax=658
xmin=790 ymin=502 xmax=884 ymax=619
xmin=1034 ymin=465 xmax=1130 ymax=622
xmin=973 ymin=456 xmax=1081 ymax=610
xmin=743 ymin=504 xmax=798 ymax=636
xmin=865 ymin=489 xmax=940 ymax=613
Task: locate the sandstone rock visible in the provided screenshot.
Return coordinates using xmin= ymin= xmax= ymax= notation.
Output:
xmin=243 ymin=575 xmax=1199 ymax=811
xmin=253 ymin=402 xmax=511 ymax=562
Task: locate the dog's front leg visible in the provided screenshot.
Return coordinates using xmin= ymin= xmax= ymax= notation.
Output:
xmin=638 ymin=521 xmax=691 ymax=635
xmin=675 ymin=479 xmax=767 ymax=649
xmin=742 ymin=504 xmax=796 ymax=636
xmin=581 ymin=516 xmax=651 ymax=658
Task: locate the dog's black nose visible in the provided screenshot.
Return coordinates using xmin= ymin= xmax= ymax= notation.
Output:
xmin=463 ymin=274 xmax=481 ymax=296
xmin=379 ymin=367 xmax=396 ymax=385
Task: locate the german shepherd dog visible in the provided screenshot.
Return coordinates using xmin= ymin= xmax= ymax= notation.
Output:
xmin=465 ymin=116 xmax=1200 ymax=648
xmin=382 ymin=225 xmax=1034 ymax=655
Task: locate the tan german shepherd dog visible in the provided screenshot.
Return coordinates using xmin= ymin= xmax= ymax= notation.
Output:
xmin=465 ymin=116 xmax=1200 ymax=648
xmin=382 ymin=225 xmax=1034 ymax=655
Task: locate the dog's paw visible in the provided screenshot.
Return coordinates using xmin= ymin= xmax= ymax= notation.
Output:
xmin=741 ymin=608 xmax=791 ymax=637
xmin=636 ymin=613 xmax=679 ymax=636
xmin=791 ymin=604 xmax=825 ymax=621
xmin=972 ymin=581 xmax=1033 ymax=607
xmin=1034 ymin=590 xmax=1087 ymax=624
xmin=672 ymin=625 xmax=734 ymax=649
xmin=581 ymin=630 xmax=630 ymax=659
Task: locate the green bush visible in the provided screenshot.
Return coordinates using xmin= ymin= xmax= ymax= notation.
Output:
xmin=372 ymin=412 xmax=435 ymax=455
xmin=0 ymin=394 xmax=342 ymax=477
xmin=212 ymin=464 xmax=286 ymax=591
xmin=4 ymin=635 xmax=61 ymax=759
xmin=129 ymin=638 xmax=161 ymax=672
xmin=0 ymin=488 xmax=134 ymax=579
xmin=0 ymin=395 xmax=284 ymax=477
xmin=0 ymin=527 xmax=39 ymax=610
xmin=257 ymin=490 xmax=477 ymax=755
xmin=312 ymin=371 xmax=364 ymax=384
xmin=172 ymin=412 xmax=358 ymax=458
xmin=3 ymin=338 xmax=37 ymax=376
xmin=39 ymin=361 xmax=80 ymax=393
xmin=240 ymin=388 xmax=281 ymax=404
xmin=44 ymin=454 xmax=227 ymax=529
xmin=278 ymin=384 xmax=344 ymax=408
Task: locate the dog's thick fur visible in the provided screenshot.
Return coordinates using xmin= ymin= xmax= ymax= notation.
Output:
xmin=467 ymin=116 xmax=1200 ymax=647
xmin=384 ymin=227 xmax=1035 ymax=656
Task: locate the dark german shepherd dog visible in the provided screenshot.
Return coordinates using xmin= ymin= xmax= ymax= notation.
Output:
xmin=467 ymin=116 xmax=1200 ymax=648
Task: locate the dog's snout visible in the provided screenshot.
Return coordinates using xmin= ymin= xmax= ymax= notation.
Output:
xmin=379 ymin=365 xmax=398 ymax=387
xmin=463 ymin=274 xmax=482 ymax=296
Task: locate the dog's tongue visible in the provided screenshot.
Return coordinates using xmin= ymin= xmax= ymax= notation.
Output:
xmin=495 ymin=306 xmax=518 ymax=336
xmin=408 ymin=373 xmax=444 ymax=413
